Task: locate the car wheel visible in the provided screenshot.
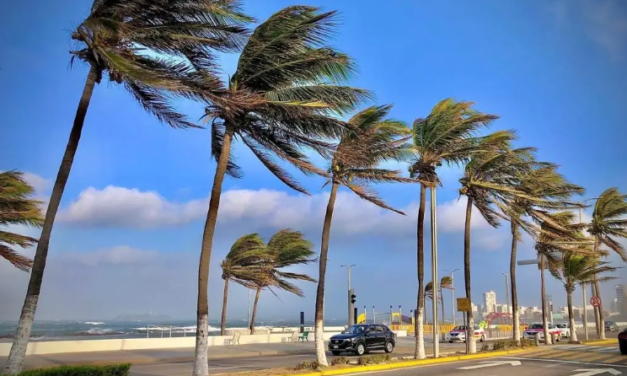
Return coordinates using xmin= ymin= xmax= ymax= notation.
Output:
xmin=448 ymin=340 xmax=453 ymax=343
xmin=385 ymin=341 xmax=394 ymax=353
xmin=620 ymin=343 xmax=627 ymax=355
xmin=480 ymin=335 xmax=486 ymax=342
xmin=356 ymin=343 xmax=366 ymax=356
xmin=331 ymin=351 xmax=341 ymax=356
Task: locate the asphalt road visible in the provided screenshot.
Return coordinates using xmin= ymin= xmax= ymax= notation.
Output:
xmin=357 ymin=357 xmax=627 ymax=376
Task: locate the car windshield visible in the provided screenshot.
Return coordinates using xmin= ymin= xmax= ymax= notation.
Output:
xmin=343 ymin=325 xmax=367 ymax=334
xmin=556 ymin=324 xmax=566 ymax=328
xmin=452 ymin=326 xmax=466 ymax=331
xmin=528 ymin=324 xmax=543 ymax=329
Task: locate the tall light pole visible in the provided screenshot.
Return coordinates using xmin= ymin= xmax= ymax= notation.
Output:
xmin=341 ymin=264 xmax=356 ymax=326
xmin=430 ymin=187 xmax=440 ymax=358
xmin=445 ymin=268 xmax=460 ymax=325
xmin=502 ymin=273 xmax=510 ymax=314
xmin=579 ymin=197 xmax=599 ymax=341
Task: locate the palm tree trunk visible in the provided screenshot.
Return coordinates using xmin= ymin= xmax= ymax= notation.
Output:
xmin=463 ymin=197 xmax=476 ymax=354
xmin=592 ymin=281 xmax=600 ymax=337
xmin=220 ymin=279 xmax=229 ymax=336
xmin=314 ymin=182 xmax=339 ymax=367
xmin=193 ymin=126 xmax=234 ymax=376
xmin=250 ymin=287 xmax=261 ymax=335
xmin=509 ymin=221 xmax=521 ymax=345
xmin=440 ymin=286 xmax=445 ymax=324
xmin=3 ymin=66 xmax=99 ymax=375
xmin=594 ymin=278 xmax=605 ymax=340
xmin=567 ymin=289 xmax=578 ymax=343
xmin=414 ymin=184 xmax=427 ymax=360
xmin=540 ymin=255 xmax=552 ymax=345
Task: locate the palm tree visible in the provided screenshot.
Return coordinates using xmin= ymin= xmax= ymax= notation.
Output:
xmin=314 ymin=105 xmax=412 ymax=366
xmin=458 ymin=132 xmax=544 ymax=346
xmin=535 ymin=211 xmax=593 ymax=344
xmin=0 ymin=171 xmax=43 ymax=272
xmin=584 ymin=187 xmax=627 ymax=340
xmin=195 ymin=7 xmax=368 ymax=373
xmin=220 ymin=234 xmax=270 ymax=336
xmin=499 ymin=165 xmax=584 ymax=345
xmin=409 ymin=99 xmax=498 ymax=357
xmin=248 ymin=229 xmax=316 ymax=334
xmin=551 ymin=253 xmax=617 ymax=343
xmin=424 ymin=276 xmax=452 ymax=323
xmin=4 ymin=2 xmax=251 ymax=374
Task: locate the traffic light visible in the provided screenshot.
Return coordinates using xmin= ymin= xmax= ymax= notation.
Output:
xmin=550 ymin=304 xmax=554 ymax=312
xmin=351 ymin=293 xmax=357 ymax=304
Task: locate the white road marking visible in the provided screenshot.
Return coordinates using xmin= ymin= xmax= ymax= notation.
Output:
xmin=570 ymin=368 xmax=621 ymax=376
xmin=457 ymin=360 xmax=522 ymax=370
xmin=500 ymin=356 xmax=627 ymax=368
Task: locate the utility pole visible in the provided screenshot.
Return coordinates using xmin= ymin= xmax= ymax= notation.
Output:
xmin=578 ymin=198 xmax=598 ymax=341
xmin=341 ymin=264 xmax=356 ymax=326
xmin=502 ymin=272 xmax=510 ymax=314
xmin=446 ymin=269 xmax=460 ymax=326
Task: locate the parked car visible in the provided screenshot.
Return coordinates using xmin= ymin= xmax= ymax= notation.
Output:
xmin=522 ymin=323 xmax=562 ymax=342
xmin=605 ymin=321 xmax=618 ymax=332
xmin=619 ymin=328 xmax=627 ymax=355
xmin=555 ymin=323 xmax=571 ymax=338
xmin=446 ymin=325 xmax=486 ymax=343
xmin=328 ymin=324 xmax=396 ymax=356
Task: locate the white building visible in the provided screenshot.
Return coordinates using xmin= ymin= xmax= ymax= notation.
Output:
xmin=484 ymin=291 xmax=497 ymax=314
xmin=617 ymin=285 xmax=626 ymax=315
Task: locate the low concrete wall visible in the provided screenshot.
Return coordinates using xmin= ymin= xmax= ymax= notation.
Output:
xmin=0 ymin=331 xmax=344 ymax=356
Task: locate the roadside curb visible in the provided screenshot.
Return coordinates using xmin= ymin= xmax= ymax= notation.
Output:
xmin=580 ymin=339 xmax=617 ymax=346
xmin=22 ymin=349 xmax=315 ymax=370
xmin=287 ymin=349 xmax=531 ymax=376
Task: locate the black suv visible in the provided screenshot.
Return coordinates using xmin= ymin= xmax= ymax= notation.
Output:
xmin=328 ymin=324 xmax=396 ymax=356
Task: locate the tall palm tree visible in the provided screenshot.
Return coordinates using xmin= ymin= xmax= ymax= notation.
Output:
xmin=535 ymin=211 xmax=593 ymax=343
xmin=551 ymin=253 xmax=617 ymax=343
xmin=4 ymin=2 xmax=251 ymax=374
xmin=0 ymin=171 xmax=43 ymax=272
xmin=424 ymin=276 xmax=452 ymax=323
xmin=248 ymin=229 xmax=316 ymax=334
xmin=500 ymin=165 xmax=584 ymax=345
xmin=458 ymin=132 xmax=544 ymax=346
xmin=409 ymin=99 xmax=498 ymax=357
xmin=314 ymin=105 xmax=412 ymax=366
xmin=195 ymin=7 xmax=368 ymax=374
xmin=220 ymin=234 xmax=270 ymax=336
xmin=584 ymin=187 xmax=627 ymax=340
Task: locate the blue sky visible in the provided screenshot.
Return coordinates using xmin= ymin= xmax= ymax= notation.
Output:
xmin=1 ymin=0 xmax=626 ymax=322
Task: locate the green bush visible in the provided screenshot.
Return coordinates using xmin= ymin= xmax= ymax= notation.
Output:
xmin=8 ymin=364 xmax=131 ymax=376
xmin=294 ymin=360 xmax=318 ymax=370
xmin=519 ymin=338 xmax=537 ymax=348
xmin=357 ymin=354 xmax=391 ymax=366
xmin=492 ymin=340 xmax=507 ymax=351
xmin=480 ymin=343 xmax=490 ymax=352
xmin=331 ymin=356 xmax=350 ymax=366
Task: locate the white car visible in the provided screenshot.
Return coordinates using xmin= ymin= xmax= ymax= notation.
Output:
xmin=522 ymin=323 xmax=561 ymax=341
xmin=555 ymin=323 xmax=570 ymax=338
xmin=446 ymin=325 xmax=486 ymax=343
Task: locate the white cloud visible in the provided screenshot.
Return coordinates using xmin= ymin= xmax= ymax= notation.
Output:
xmin=22 ymin=172 xmax=51 ymax=193
xmin=69 ymin=246 xmax=158 ymax=267
xmin=58 ymin=186 xmax=493 ymax=237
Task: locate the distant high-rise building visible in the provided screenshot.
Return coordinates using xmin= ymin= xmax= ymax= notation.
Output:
xmin=484 ymin=291 xmax=497 ymax=314
xmin=617 ymin=284 xmax=627 ymax=315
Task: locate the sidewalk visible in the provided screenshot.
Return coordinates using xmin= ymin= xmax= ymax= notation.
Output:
xmin=0 ymin=338 xmax=463 ymax=371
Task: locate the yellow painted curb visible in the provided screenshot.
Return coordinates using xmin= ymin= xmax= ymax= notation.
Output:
xmin=581 ymin=339 xmax=618 ymax=346
xmin=285 ymin=349 xmax=532 ymax=376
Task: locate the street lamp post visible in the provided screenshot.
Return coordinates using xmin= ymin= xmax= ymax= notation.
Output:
xmin=578 ymin=197 xmax=599 ymax=341
xmin=502 ymin=273 xmax=510 ymax=314
xmin=341 ymin=265 xmax=356 ymax=326
xmin=445 ymin=269 xmax=460 ymax=325
xmin=430 ymin=187 xmax=440 ymax=358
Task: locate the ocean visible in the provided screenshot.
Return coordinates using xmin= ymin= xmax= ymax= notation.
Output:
xmin=0 ymin=319 xmax=343 ymax=342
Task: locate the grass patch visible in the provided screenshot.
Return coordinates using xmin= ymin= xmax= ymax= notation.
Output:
xmin=483 ymin=339 xmax=537 ymax=352
xmin=2 ymin=365 xmax=131 ymax=376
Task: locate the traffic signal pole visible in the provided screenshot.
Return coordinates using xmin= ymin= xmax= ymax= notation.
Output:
xmin=341 ymin=265 xmax=356 ymax=326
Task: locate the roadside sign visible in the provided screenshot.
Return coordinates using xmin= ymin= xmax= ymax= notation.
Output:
xmin=590 ymin=296 xmax=602 ymax=307
xmin=457 ymin=298 xmax=471 ymax=312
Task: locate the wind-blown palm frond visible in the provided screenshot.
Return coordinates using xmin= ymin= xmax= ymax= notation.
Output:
xmin=587 ymin=187 xmax=627 ymax=261
xmin=221 ymin=233 xmax=272 ymax=287
xmin=553 ymin=253 xmax=618 ymax=293
xmin=0 ymin=171 xmax=44 ymax=272
xmin=205 ymin=6 xmax=372 ymax=188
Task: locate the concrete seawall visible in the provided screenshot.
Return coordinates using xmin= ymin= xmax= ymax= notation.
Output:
xmin=0 ymin=328 xmax=408 ymax=356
